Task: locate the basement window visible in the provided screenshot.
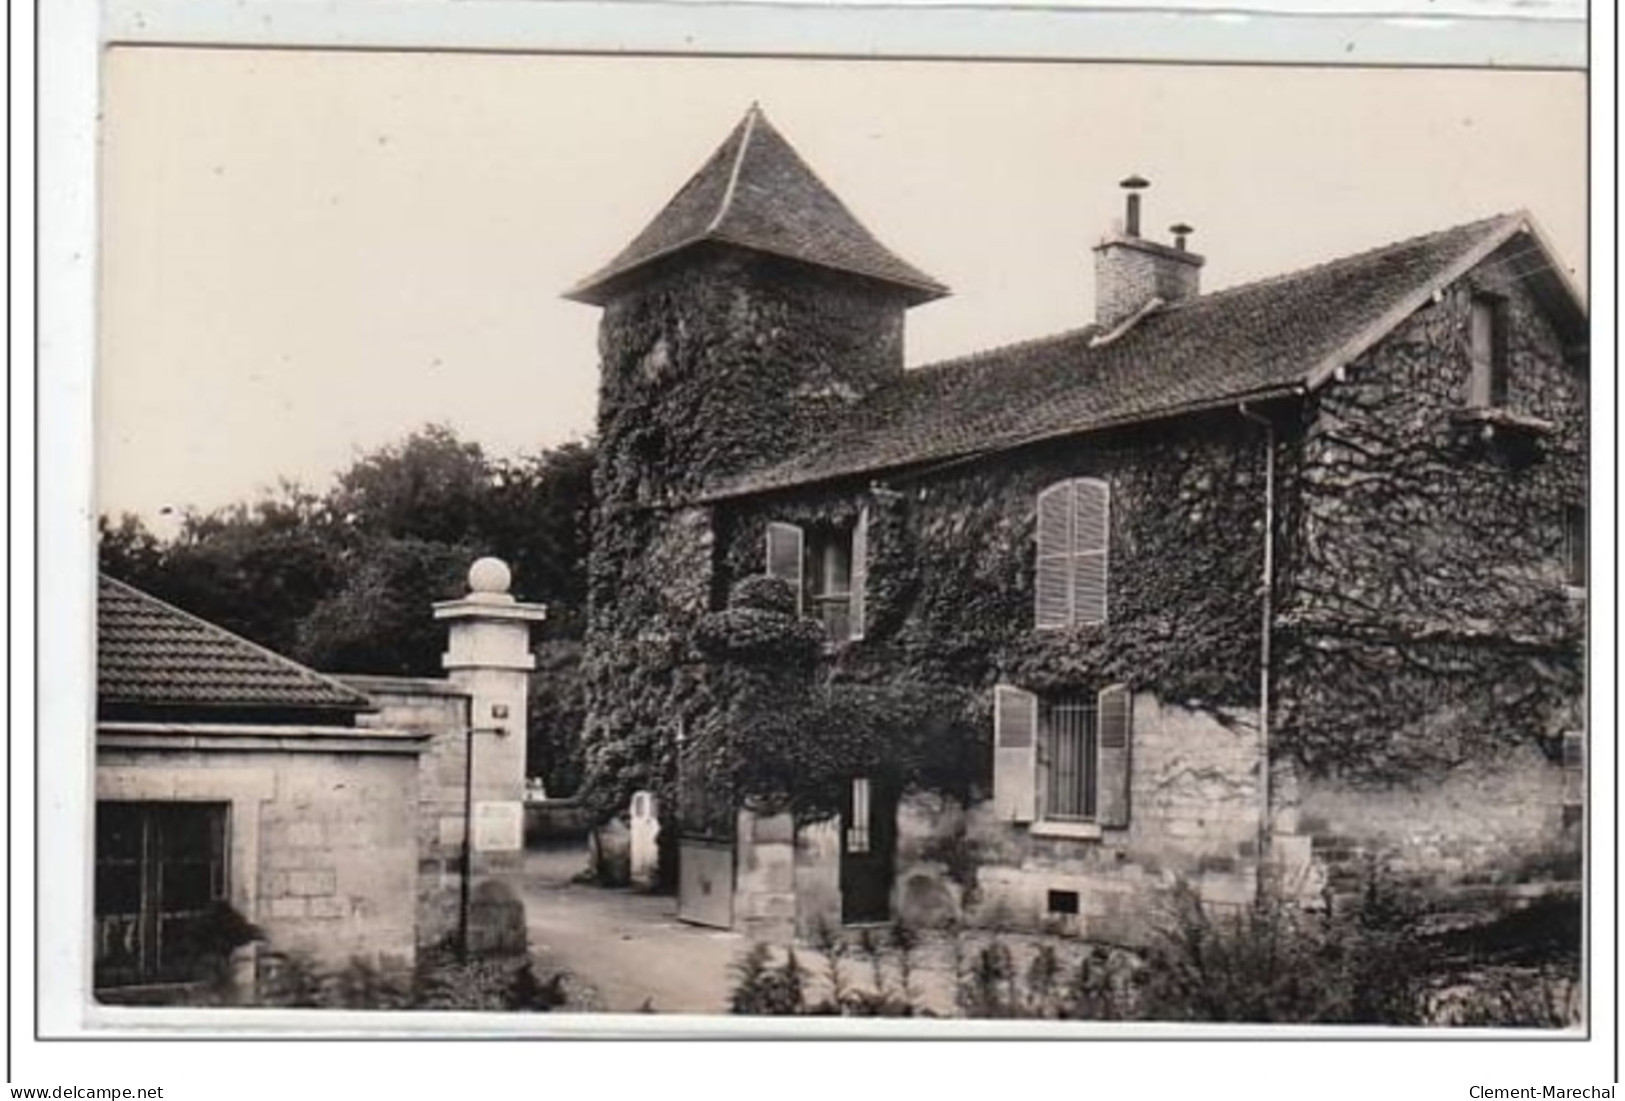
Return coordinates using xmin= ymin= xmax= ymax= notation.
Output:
xmin=1047 ymin=889 xmax=1080 ymax=916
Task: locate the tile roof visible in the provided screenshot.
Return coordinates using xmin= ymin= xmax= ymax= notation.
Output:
xmin=97 ymin=575 xmax=373 ymax=713
xmin=565 ymin=104 xmax=948 ymax=306
xmin=706 ymin=211 xmax=1555 ymax=499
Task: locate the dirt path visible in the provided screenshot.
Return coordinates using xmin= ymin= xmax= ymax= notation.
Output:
xmin=519 ymin=843 xmax=749 ymax=1015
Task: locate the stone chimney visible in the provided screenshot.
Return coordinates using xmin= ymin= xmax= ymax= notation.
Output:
xmin=1092 ymin=176 xmax=1204 ymax=329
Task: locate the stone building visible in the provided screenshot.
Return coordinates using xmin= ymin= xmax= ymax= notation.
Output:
xmin=93 ymin=561 xmax=544 ymax=1000
xmin=567 ymin=106 xmax=1587 ymax=942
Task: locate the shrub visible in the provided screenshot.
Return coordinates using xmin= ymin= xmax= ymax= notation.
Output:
xmin=247 ymin=941 xmax=569 ymax=1011
xmin=1136 ymin=871 xmax=1428 ymax=1024
xmin=1432 ymin=967 xmax=1581 ymax=1029
xmin=727 ymin=922 xmax=929 ymax=1018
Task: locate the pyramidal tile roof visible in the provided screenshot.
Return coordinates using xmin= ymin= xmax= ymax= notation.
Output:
xmin=566 ymin=105 xmax=948 ymax=305
xmin=97 ymin=574 xmax=373 ymax=715
xmin=706 ymin=210 xmax=1584 ymax=499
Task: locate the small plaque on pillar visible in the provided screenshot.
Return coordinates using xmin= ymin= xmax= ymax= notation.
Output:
xmin=473 ymin=801 xmax=524 ymax=852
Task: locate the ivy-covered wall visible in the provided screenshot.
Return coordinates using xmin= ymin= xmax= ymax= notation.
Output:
xmin=710 ymin=415 xmax=1276 ymax=932
xmin=714 ymin=412 xmax=1271 ymax=708
xmin=579 ymin=238 xmax=1584 ymax=929
xmin=583 ymin=245 xmax=913 ymax=836
xmin=594 ymin=244 xmax=909 ymax=504
xmin=1273 ymin=258 xmax=1586 ymax=898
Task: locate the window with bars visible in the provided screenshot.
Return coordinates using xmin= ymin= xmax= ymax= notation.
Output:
xmin=1035 ymin=478 xmax=1110 ymax=629
xmin=94 ymin=801 xmax=230 ymax=990
xmin=1041 ymin=696 xmax=1099 ymax=822
xmin=993 ymin=683 xmax=1131 ymax=829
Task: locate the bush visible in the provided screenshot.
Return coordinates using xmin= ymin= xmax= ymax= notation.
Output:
xmin=248 ymin=941 xmax=569 ymax=1011
xmin=727 ymin=921 xmax=929 ymax=1018
xmin=1431 ymin=966 xmax=1581 ymax=1029
xmin=1137 ymin=872 xmax=1427 ymax=1024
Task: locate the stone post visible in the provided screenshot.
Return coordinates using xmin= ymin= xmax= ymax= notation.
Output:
xmin=628 ymin=790 xmax=661 ymax=890
xmin=433 ymin=558 xmax=548 ymax=887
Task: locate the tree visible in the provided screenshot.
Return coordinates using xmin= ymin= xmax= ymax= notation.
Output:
xmin=96 ymin=425 xmax=596 ymax=782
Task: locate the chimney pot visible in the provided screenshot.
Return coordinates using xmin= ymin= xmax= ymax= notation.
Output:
xmin=1092 ymin=180 xmax=1203 ymax=329
xmin=1119 ymin=175 xmax=1150 ymax=238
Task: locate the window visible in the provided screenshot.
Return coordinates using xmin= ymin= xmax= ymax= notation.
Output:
xmin=1042 ymin=695 xmax=1099 ymax=822
xmin=1468 ymin=295 xmax=1509 ymax=409
xmin=808 ymin=528 xmax=854 ymax=643
xmin=95 ymin=801 xmax=229 ymax=990
xmin=1563 ymin=504 xmax=1587 ymax=588
xmin=1036 ymin=478 xmax=1110 ymax=629
xmin=992 ymin=683 xmax=1131 ymax=831
xmin=765 ymin=510 xmax=869 ymax=643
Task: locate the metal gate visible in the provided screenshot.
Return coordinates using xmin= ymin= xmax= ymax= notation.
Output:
xmin=677 ymin=838 xmax=734 ymax=928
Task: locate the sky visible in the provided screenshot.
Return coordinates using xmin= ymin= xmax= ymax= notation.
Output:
xmin=97 ymin=49 xmax=1586 ymax=527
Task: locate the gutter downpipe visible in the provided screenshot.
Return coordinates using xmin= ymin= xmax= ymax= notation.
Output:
xmin=1238 ymin=400 xmax=1275 ymax=901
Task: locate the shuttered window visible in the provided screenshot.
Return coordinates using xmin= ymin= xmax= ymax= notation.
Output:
xmin=764 ymin=513 xmax=869 ymax=643
xmin=995 ymin=684 xmax=1133 ymax=830
xmin=1035 ymin=478 xmax=1110 ymax=629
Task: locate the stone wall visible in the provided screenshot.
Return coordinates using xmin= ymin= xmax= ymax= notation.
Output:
xmin=886 ymin=696 xmax=1261 ymax=945
xmin=97 ymin=729 xmax=424 ymax=973
xmin=345 ymin=678 xmax=472 ymax=947
xmin=1273 ymin=252 xmax=1586 ymax=900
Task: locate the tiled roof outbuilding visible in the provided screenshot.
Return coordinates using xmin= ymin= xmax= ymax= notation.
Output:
xmin=97 ymin=574 xmax=373 ymax=716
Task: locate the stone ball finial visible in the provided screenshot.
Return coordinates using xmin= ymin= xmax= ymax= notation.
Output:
xmin=468 ymin=556 xmax=513 ymax=595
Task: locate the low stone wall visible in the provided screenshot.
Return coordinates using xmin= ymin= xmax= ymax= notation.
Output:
xmin=1276 ymin=738 xmax=1581 ymax=918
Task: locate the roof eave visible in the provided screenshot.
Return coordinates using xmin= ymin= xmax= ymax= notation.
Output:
xmin=691 ymin=383 xmax=1306 ymax=505
xmin=563 ymin=234 xmax=950 ymax=307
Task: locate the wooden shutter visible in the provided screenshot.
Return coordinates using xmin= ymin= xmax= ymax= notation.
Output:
xmin=849 ymin=507 xmax=869 ymax=640
xmin=765 ymin=522 xmax=805 ymax=614
xmin=1073 ymin=479 xmax=1109 ymax=626
xmin=993 ymin=685 xmax=1038 ymax=822
xmin=1035 ymin=483 xmax=1072 ymax=629
xmin=1095 ymin=684 xmax=1132 ymax=828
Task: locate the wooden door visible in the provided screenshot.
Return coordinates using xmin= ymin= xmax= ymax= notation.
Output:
xmin=95 ymin=801 xmax=229 ymax=991
xmin=839 ymin=777 xmax=896 ymax=924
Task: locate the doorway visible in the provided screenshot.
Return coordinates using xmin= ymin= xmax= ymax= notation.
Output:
xmin=839 ymin=777 xmax=896 ymax=924
xmin=94 ymin=800 xmax=230 ymax=992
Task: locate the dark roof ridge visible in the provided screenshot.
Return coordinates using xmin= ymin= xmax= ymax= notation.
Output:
xmin=698 ymin=209 xmax=1554 ymax=502
xmin=1158 ymin=210 xmax=1519 ymax=313
xmin=98 ymin=574 xmax=373 ymax=711
xmin=895 ymin=213 xmax=1518 ymax=389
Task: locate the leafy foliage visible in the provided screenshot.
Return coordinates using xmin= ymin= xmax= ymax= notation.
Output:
xmin=248 ymin=943 xmax=570 ymax=1012
xmin=96 ymin=425 xmax=594 ymax=779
